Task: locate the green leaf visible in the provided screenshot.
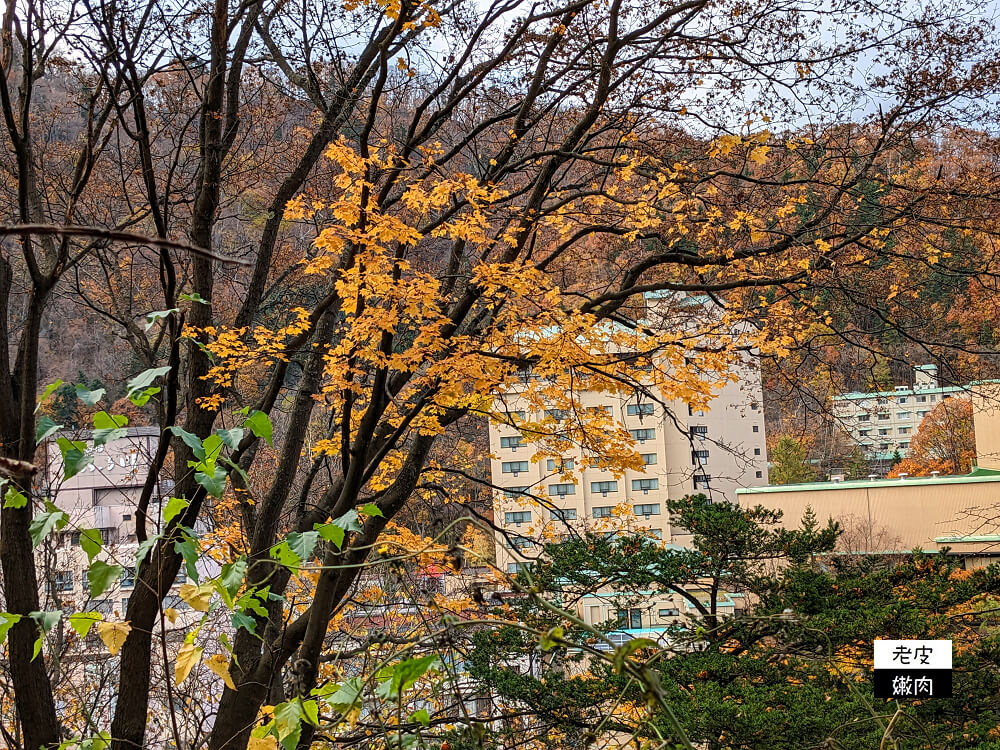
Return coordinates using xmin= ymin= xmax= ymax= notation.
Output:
xmin=391 ymin=655 xmax=438 ymax=694
xmin=271 ymin=542 xmax=302 ymax=570
xmin=215 ymin=427 xmax=244 ymax=451
xmin=319 ymin=676 xmax=363 ymax=713
xmin=78 ymin=731 xmax=111 ymax=750
xmin=301 ymin=699 xmax=319 ymax=726
xmin=56 ymin=437 xmax=93 ymax=480
xmin=163 ymin=496 xmax=190 ymax=524
xmin=273 ymin=700 xmax=305 ymax=749
xmin=35 ymin=415 xmax=62 ymax=444
xmin=3 ymin=485 xmax=27 ymax=509
xmin=29 ymin=501 xmax=68 ymax=547
xmin=539 ymin=625 xmax=564 ymax=651
xmin=174 ymin=530 xmax=200 ymax=583
xmin=195 ymin=465 xmax=228 ymax=498
xmin=410 ymin=709 xmax=430 ymax=727
xmin=169 ymin=426 xmax=206 ymax=461
xmin=287 ymin=531 xmax=319 ymax=564
xmin=145 ymin=308 xmax=178 ymax=332
xmin=87 ymin=561 xmax=123 ymax=599
xmin=314 ymin=510 xmax=361 ymax=550
xmin=136 ymin=534 xmax=161 ymax=565
xmin=220 ymin=558 xmax=247 ymax=599
xmin=36 ymin=379 xmax=63 ymax=413
xmin=360 ymin=503 xmax=383 ymax=518
xmin=314 ymin=523 xmax=344 ymax=550
xmin=333 ymin=509 xmax=361 ymax=532
xmin=67 ymin=612 xmax=102 ymax=639
xmin=231 ymin=610 xmax=257 ymax=634
xmin=92 ymin=411 xmax=129 ymax=446
xmin=29 ymin=610 xmax=61 ymax=660
xmin=0 ymin=612 xmax=22 ymax=643
xmin=79 ymin=528 xmax=103 ymax=564
xmin=75 ymin=384 xmax=105 ymax=406
xmin=245 ymin=411 xmax=273 ymax=446
xmin=127 ymin=366 xmax=170 ymax=405
xmin=180 ymin=292 xmax=207 ymax=304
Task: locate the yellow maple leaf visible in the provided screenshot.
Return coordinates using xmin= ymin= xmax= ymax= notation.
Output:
xmin=248 ymin=738 xmax=278 ymax=750
xmin=206 ymin=653 xmax=237 ymax=690
xmin=175 ymin=642 xmax=204 ymax=686
xmin=178 ymin=583 xmax=214 ymax=612
xmin=164 ymin=607 xmax=179 ymax=625
xmin=748 ymin=145 xmax=770 ymax=165
xmin=95 ymin=621 xmax=131 ymax=656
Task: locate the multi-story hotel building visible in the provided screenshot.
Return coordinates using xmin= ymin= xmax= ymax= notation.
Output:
xmin=831 ymin=365 xmax=968 ymax=463
xmin=490 ymin=315 xmax=769 ymax=633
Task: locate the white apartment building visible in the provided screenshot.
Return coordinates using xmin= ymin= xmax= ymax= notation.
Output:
xmin=39 ymin=427 xmax=189 ymax=620
xmin=831 ymin=365 xmax=968 ymax=463
xmin=490 ymin=308 xmax=768 ymax=633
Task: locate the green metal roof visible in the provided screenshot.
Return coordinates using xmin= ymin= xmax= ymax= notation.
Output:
xmin=736 ymin=467 xmax=1000 ymax=494
xmin=832 ymin=384 xmax=968 ymax=401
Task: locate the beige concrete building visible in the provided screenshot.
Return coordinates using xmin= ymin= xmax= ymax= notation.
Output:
xmin=490 ymin=340 xmax=767 ymax=632
xmin=40 ymin=427 xmax=188 ymax=618
xmin=737 ymin=382 xmax=1000 ymax=566
xmin=831 ymin=364 xmax=968 ymax=463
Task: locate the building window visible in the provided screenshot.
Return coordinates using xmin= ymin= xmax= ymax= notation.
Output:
xmin=548 ymin=483 xmax=576 ymax=496
xmin=592 ymin=506 xmax=614 ymax=518
xmin=503 ymin=486 xmax=529 ymax=498
xmin=630 ymin=428 xmax=655 ymax=443
xmin=930 ymin=395 xmax=937 ymax=402
xmin=750 ymin=401 xmax=759 ymax=410
xmin=877 ymin=413 xmax=890 ymax=421
xmin=505 ymin=511 xmax=531 ymax=526
xmin=753 ymin=447 xmax=761 ymax=456
xmin=917 ymin=395 xmax=927 ymax=403
xmin=859 ymin=430 xmax=871 ymax=437
xmin=752 ymin=425 xmax=759 ymax=433
xmin=544 ymin=409 xmax=568 ymax=421
xmin=658 ymin=608 xmax=680 ymax=618
xmin=897 ymin=397 xmax=908 ymax=404
xmin=502 ymin=461 xmax=529 ymax=476
xmin=546 ymin=458 xmax=575 ymax=471
xmin=508 ymin=536 xmax=533 ymax=550
xmin=618 ymin=609 xmax=643 ymax=629
xmin=641 ymin=453 xmax=657 ymax=465
xmin=880 ymin=443 xmax=890 ymax=450
xmin=591 ymin=481 xmax=619 ymax=496
xmin=898 ymin=441 xmax=910 ymax=449
xmin=53 ymin=570 xmax=73 ymax=592
xmin=690 ymin=426 xmax=708 ymax=439
xmin=550 ymin=508 xmax=577 ymax=521
xmin=121 ymin=567 xmax=136 ymax=588
xmin=898 ymin=427 xmax=911 ymax=435
xmin=507 ymin=562 xmax=532 ymax=574
xmin=692 ymin=449 xmax=709 ymax=465
xmin=627 ymin=403 xmax=655 ymax=417
xmin=858 ymin=414 xmax=871 ymax=422
xmin=633 ymin=503 xmax=661 ymax=517
xmin=755 ymin=471 xmax=763 ymax=478
xmin=500 ymin=436 xmax=524 ymax=450
xmin=897 ymin=412 xmax=911 ymax=420
xmin=632 ymin=478 xmax=659 ymax=493
xmin=917 ymin=410 xmax=929 ymax=418
xmin=878 ymin=428 xmax=890 ymax=436
xmin=693 ymin=474 xmax=711 ymax=490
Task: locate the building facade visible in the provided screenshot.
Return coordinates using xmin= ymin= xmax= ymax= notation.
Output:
xmin=490 ymin=354 xmax=768 ymax=632
xmin=831 ymin=364 xmax=968 ymax=463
